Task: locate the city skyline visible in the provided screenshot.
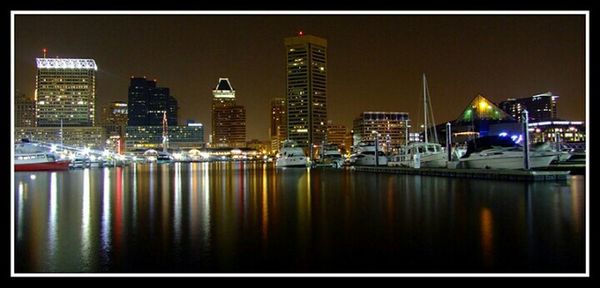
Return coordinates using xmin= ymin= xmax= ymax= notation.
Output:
xmin=15 ymin=13 xmax=586 ymax=141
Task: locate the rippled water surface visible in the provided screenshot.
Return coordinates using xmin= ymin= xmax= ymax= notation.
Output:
xmin=14 ymin=162 xmax=585 ymax=273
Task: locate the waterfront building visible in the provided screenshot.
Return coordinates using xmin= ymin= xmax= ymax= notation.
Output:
xmin=326 ymin=121 xmax=347 ymax=148
xmin=15 ymin=126 xmax=105 ymax=149
xmin=246 ymin=139 xmax=270 ymax=154
xmin=35 ymin=57 xmax=97 ymax=127
xmin=127 ymin=77 xmax=178 ymax=126
xmin=352 ymin=111 xmax=409 ymax=153
xmin=125 ymin=122 xmax=204 ymax=151
xmin=270 ymin=97 xmax=287 ymax=153
xmin=435 ymin=94 xmax=518 ymax=145
xmin=15 ymin=91 xmax=36 ymax=127
xmin=100 ymin=101 xmax=128 ymax=153
xmin=101 ymin=101 xmax=128 ymax=135
xmin=499 ymin=92 xmax=558 ymax=122
xmin=528 ymin=120 xmax=585 ymax=144
xmin=211 ymin=78 xmax=246 ymax=148
xmin=284 ymin=33 xmax=327 ymax=152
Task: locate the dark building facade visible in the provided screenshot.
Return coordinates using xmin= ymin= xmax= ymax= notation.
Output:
xmin=284 ymin=33 xmax=327 ymax=151
xmin=15 ymin=91 xmax=36 ymax=127
xmin=127 ymin=77 xmax=178 ymax=126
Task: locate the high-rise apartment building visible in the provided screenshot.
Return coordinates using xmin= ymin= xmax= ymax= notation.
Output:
xmin=15 ymin=90 xmax=36 ymax=127
xmin=284 ymin=33 xmax=327 ymax=151
xmin=499 ymin=92 xmax=559 ymax=122
xmin=35 ymin=58 xmax=97 ymax=127
xmin=211 ymin=78 xmax=246 ymax=148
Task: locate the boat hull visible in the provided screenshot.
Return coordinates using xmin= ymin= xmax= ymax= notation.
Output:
xmin=15 ymin=160 xmax=71 ymax=171
xmin=460 ymin=154 xmax=556 ymax=169
xmin=276 ymin=157 xmax=309 ymax=168
xmin=354 ymin=155 xmax=388 ymax=166
xmin=389 ymin=153 xmax=447 ymax=168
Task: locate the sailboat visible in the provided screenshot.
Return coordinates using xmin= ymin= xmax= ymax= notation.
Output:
xmin=388 ymin=74 xmax=447 ymax=168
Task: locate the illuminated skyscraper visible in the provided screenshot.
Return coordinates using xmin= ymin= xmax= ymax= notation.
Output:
xmin=35 ymin=57 xmax=97 ymax=127
xmin=270 ymin=97 xmax=286 ymax=152
xmin=284 ymin=33 xmax=327 ymax=152
xmin=211 ymin=78 xmax=246 ymax=148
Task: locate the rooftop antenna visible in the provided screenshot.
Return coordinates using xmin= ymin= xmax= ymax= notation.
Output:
xmin=42 ymin=48 xmax=47 ymax=58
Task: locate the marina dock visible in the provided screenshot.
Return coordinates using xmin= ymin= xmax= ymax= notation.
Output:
xmin=352 ymin=166 xmax=571 ymax=181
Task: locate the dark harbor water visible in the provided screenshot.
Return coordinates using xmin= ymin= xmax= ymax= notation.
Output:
xmin=14 ymin=162 xmax=585 ymax=273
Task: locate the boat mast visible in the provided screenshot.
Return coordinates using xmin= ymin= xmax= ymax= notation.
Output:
xmin=426 ymin=78 xmax=439 ymax=143
xmin=162 ymin=111 xmax=168 ymax=153
xmin=423 ymin=73 xmax=428 ymax=143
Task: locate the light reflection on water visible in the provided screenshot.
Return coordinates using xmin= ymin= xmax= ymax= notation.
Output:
xmin=14 ymin=163 xmax=585 ymax=273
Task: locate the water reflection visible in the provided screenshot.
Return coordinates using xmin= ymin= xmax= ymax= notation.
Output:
xmin=101 ymin=167 xmax=111 ymax=267
xmin=81 ymin=169 xmax=91 ymax=270
xmin=14 ymin=163 xmax=585 ymax=273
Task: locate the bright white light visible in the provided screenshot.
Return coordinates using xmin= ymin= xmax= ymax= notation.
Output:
xmin=36 ymin=58 xmax=98 ymax=70
xmin=30 ymin=175 xmax=36 ymax=180
xmin=498 ymin=132 xmax=508 ymax=137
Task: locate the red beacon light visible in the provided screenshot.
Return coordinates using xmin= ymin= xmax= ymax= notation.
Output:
xmin=298 ymin=31 xmax=304 ymax=36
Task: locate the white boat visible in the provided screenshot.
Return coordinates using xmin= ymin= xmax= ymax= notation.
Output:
xmin=14 ymin=141 xmax=70 ymax=171
xmin=388 ymin=74 xmax=447 ymax=168
xmin=315 ymin=144 xmax=344 ymax=168
xmin=352 ymin=141 xmax=388 ymax=166
xmin=459 ymin=136 xmax=558 ymax=169
xmin=388 ymin=142 xmax=447 ymax=168
xmin=275 ymin=140 xmax=310 ymax=168
xmin=531 ymin=142 xmax=573 ymax=162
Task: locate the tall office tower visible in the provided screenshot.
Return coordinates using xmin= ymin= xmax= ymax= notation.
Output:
xmin=127 ymin=77 xmax=178 ymax=126
xmin=270 ymin=97 xmax=287 ymax=152
xmin=211 ymin=78 xmax=246 ymax=148
xmin=499 ymin=92 xmax=559 ymax=122
xmin=35 ymin=57 xmax=97 ymax=127
xmin=284 ymin=33 xmax=327 ymax=152
xmin=15 ymin=90 xmax=36 ymax=127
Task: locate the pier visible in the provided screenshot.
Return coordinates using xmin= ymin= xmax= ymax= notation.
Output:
xmin=352 ymin=166 xmax=571 ymax=181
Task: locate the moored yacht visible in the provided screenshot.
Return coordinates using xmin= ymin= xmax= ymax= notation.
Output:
xmin=389 ymin=74 xmax=447 ymax=168
xmin=14 ymin=141 xmax=70 ymax=171
xmin=275 ymin=140 xmax=310 ymax=168
xmin=388 ymin=142 xmax=447 ymax=168
xmin=315 ymin=144 xmax=344 ymax=168
xmin=352 ymin=141 xmax=388 ymax=166
xmin=458 ymin=136 xmax=557 ymax=169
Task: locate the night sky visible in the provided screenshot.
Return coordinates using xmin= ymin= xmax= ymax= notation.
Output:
xmin=15 ymin=14 xmax=586 ymax=140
